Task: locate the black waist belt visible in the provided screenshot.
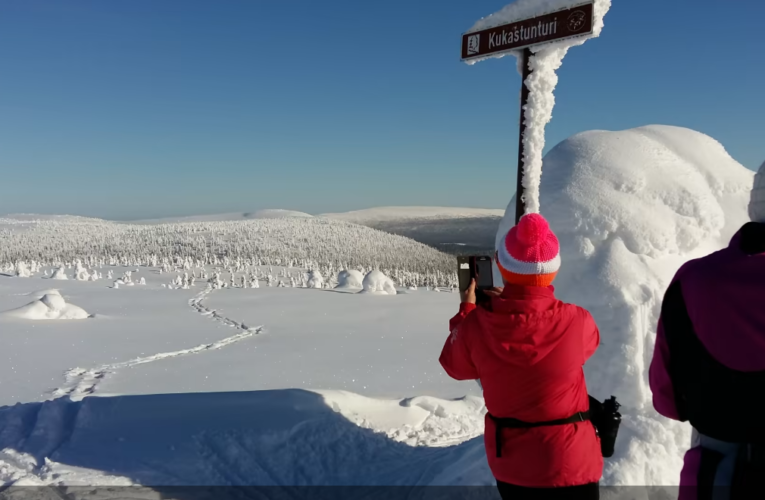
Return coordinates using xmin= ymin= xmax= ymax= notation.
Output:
xmin=488 ymin=411 xmax=590 ymax=458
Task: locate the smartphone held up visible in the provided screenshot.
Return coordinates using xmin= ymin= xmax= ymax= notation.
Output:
xmin=457 ymin=256 xmax=494 ymax=306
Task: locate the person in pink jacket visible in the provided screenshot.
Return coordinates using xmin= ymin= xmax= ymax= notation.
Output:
xmin=649 ymin=160 xmax=765 ymax=498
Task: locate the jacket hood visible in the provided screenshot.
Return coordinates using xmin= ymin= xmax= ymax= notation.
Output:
xmin=473 ymin=286 xmax=572 ymax=366
xmin=737 ymin=222 xmax=765 ymax=255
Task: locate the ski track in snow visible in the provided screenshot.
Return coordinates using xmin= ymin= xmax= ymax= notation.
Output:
xmin=51 ymin=286 xmax=263 ymax=400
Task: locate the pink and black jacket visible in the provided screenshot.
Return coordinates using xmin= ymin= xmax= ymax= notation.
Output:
xmin=649 ymin=222 xmax=765 ymax=493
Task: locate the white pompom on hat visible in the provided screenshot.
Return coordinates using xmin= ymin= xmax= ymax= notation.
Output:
xmin=750 ymin=160 xmax=765 ymax=223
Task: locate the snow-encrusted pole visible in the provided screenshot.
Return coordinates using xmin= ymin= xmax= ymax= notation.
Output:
xmin=461 ymin=0 xmax=611 ymax=223
xmin=516 ymin=47 xmax=533 ymax=223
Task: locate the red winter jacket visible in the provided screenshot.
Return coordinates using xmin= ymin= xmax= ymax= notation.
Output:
xmin=439 ymin=285 xmax=603 ymax=487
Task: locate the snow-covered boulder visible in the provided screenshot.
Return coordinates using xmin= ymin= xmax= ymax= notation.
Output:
xmin=0 ymin=291 xmax=90 ymax=320
xmin=360 ymin=270 xmax=397 ymax=295
xmin=336 ymin=270 xmax=364 ymax=290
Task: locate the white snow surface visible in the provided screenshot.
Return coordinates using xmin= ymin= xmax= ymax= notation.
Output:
xmin=496 ymin=125 xmax=754 ymax=485
xmin=0 ymin=290 xmax=90 ymax=320
xmin=466 ymin=0 xmax=612 ymax=216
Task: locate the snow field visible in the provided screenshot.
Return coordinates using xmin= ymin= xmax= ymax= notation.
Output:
xmin=0 ymin=267 xmax=488 ymax=488
xmin=0 ymin=124 xmax=756 ymax=488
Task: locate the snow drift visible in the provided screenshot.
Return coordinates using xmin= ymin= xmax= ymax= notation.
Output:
xmin=0 ymin=389 xmax=490 ymax=488
xmin=0 ymin=290 xmax=90 ymax=320
xmin=360 ymin=270 xmax=397 ymax=295
xmin=496 ymin=125 xmax=755 ymax=484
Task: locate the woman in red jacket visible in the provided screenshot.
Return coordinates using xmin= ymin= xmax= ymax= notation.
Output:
xmin=440 ymin=213 xmax=603 ymax=499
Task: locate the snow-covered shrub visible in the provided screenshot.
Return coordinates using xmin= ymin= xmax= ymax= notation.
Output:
xmin=360 ymin=270 xmax=397 ymax=295
xmin=74 ymin=261 xmax=90 ymax=281
xmin=336 ymin=270 xmax=364 ymax=290
xmin=307 ymin=270 xmax=324 ymax=289
xmin=51 ymin=267 xmax=68 ymax=280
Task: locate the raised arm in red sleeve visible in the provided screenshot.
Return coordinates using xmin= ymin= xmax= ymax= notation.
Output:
xmin=440 ymin=303 xmax=479 ymax=381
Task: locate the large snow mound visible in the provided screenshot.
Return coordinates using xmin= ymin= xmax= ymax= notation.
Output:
xmin=496 ymin=125 xmax=754 ymax=485
xmin=0 ymin=290 xmax=91 ymax=320
xmin=360 ymin=270 xmax=397 ymax=295
xmin=321 ymin=207 xmax=504 ymax=223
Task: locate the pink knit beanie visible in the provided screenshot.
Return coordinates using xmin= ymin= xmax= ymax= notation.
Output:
xmin=495 ymin=213 xmax=561 ymax=287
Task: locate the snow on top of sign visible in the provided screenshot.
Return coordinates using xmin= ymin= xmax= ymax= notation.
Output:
xmin=465 ymin=0 xmax=612 ymax=215
xmin=467 ymin=0 xmax=609 ymax=42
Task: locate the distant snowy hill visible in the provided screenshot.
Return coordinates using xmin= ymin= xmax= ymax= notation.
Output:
xmin=321 ymin=207 xmax=505 ymax=256
xmin=131 ymin=209 xmax=313 ymax=224
xmin=0 ymin=214 xmax=104 ymax=224
xmin=128 ymin=207 xmax=506 ymax=255
xmin=319 ymin=207 xmax=504 ymax=223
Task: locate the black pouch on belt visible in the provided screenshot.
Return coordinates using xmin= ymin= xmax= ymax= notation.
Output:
xmin=589 ymin=395 xmax=621 ymax=458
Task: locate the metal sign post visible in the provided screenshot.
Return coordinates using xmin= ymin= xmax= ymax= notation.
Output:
xmin=460 ymin=2 xmax=595 ymax=224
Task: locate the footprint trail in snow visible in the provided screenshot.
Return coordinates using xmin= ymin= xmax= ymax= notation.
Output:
xmin=51 ymin=286 xmax=263 ymax=399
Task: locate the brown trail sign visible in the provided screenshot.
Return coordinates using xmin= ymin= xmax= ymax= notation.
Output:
xmin=461 ymin=3 xmax=594 ymax=62
xmin=461 ymin=2 xmax=595 ymax=223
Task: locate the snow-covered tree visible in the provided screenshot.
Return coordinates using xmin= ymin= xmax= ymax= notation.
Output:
xmin=51 ymin=267 xmax=68 ymax=280
xmin=15 ymin=261 xmax=31 ymax=278
xmin=307 ymin=269 xmax=323 ymax=289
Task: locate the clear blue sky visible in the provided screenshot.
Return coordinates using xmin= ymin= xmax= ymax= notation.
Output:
xmin=1 ymin=0 xmax=763 ymax=220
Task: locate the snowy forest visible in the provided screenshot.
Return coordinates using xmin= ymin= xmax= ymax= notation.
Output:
xmin=0 ymin=217 xmax=458 ymax=288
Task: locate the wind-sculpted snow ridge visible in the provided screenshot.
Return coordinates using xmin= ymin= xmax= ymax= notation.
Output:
xmin=0 ymin=392 xmax=491 ymax=488
xmin=0 ymin=217 xmax=455 ymax=287
xmin=51 ymin=287 xmax=262 ymax=400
